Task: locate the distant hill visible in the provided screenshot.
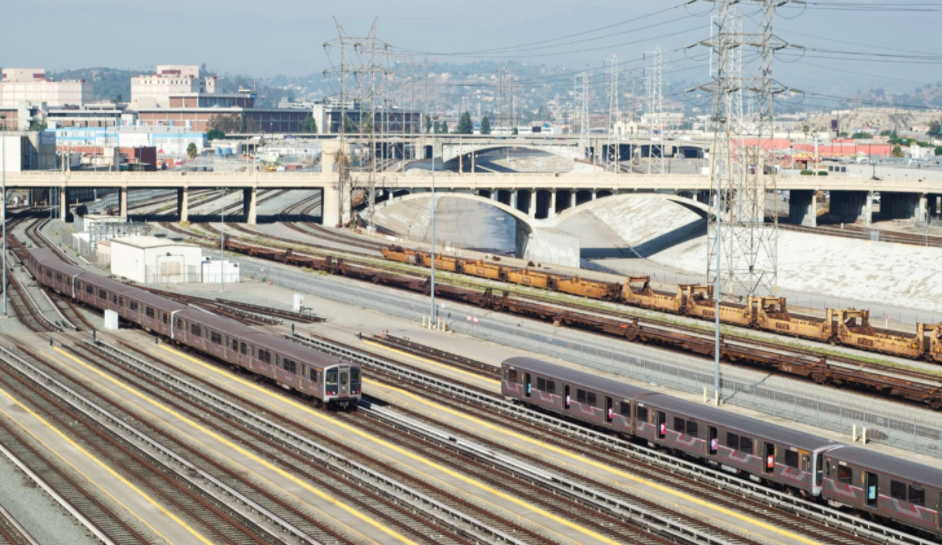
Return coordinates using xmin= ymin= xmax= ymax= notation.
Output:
xmin=48 ymin=67 xmax=137 ymax=103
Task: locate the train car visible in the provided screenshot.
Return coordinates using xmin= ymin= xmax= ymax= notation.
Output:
xmin=502 ymin=357 xmax=842 ymax=498
xmin=556 ymin=277 xmax=621 ymax=301
xmin=751 ymin=297 xmax=832 ymax=341
xmin=457 ymin=259 xmax=502 ymax=280
xmin=502 ymin=357 xmax=651 ymax=438
xmin=621 ymin=277 xmax=686 ymax=314
xmin=822 ymin=447 xmax=942 ymax=535
xmin=682 ymin=286 xmax=753 ymax=327
xmin=503 ymin=268 xmax=553 ymax=290
xmin=29 ymin=249 xmax=362 ymax=409
xmin=832 ymin=309 xmax=926 ymax=360
xmin=382 ymin=245 xmax=424 ymax=265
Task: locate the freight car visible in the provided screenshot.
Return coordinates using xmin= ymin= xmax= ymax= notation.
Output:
xmin=502 ymin=357 xmax=942 ymax=537
xmin=27 ymin=248 xmax=361 ymax=408
xmin=383 ymin=245 xmax=942 ymax=363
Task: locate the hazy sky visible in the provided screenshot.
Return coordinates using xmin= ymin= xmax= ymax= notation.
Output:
xmin=2 ymin=0 xmax=939 ymax=96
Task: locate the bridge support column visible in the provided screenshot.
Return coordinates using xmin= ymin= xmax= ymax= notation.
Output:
xmin=880 ymin=191 xmax=926 ymax=221
xmin=529 ymin=190 xmax=537 ymax=219
xmin=119 ymin=187 xmax=128 ymax=217
xmin=570 ymin=191 xmax=577 ymax=209
xmin=471 ymin=153 xmax=475 ymax=174
xmin=177 ymin=188 xmax=189 ymax=223
xmin=830 ymin=190 xmax=871 ymax=225
xmin=548 ymin=190 xmax=557 ymax=219
xmin=490 ymin=189 xmax=498 ymax=201
xmin=322 ymin=185 xmax=351 ymax=227
xmin=243 ymin=188 xmax=257 ymax=225
xmin=60 ymin=187 xmax=73 ymax=223
xmin=510 ymin=190 xmax=518 ymax=211
xmin=788 ymin=190 xmax=817 ymax=227
xmin=591 ymin=190 xmax=597 ymax=201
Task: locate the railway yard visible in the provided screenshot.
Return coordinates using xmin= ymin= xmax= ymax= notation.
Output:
xmin=0 ymin=191 xmax=939 ymax=545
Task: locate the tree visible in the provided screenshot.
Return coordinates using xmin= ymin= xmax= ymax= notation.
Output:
xmin=441 ymin=120 xmax=449 ymax=134
xmin=28 ymin=119 xmax=47 ymax=132
xmin=802 ymin=124 xmax=810 ymax=136
xmin=880 ymin=129 xmax=897 ymax=138
xmin=300 ymin=114 xmax=318 ymax=134
xmin=456 ymin=111 xmax=473 ymax=134
xmin=343 ymin=115 xmax=359 ymax=134
xmin=851 ymin=132 xmax=873 ymax=140
xmin=929 ymin=120 xmax=942 ymax=138
xmin=208 ymin=113 xmax=243 ymax=134
xmin=512 ymin=127 xmax=518 ymax=135
xmin=186 ymin=143 xmax=198 ymax=159
xmin=433 ymin=121 xmax=441 ymax=134
xmin=838 ymin=131 xmax=849 ymax=137
xmin=111 ymin=94 xmax=123 ymax=105
xmin=207 ymin=129 xmax=226 ymax=141
xmin=892 ymin=144 xmax=904 ymax=158
xmin=480 ymin=116 xmax=491 ymax=135
xmin=935 ymin=146 xmax=942 ymax=156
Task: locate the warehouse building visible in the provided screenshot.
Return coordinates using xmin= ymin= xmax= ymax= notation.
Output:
xmin=111 ymin=236 xmax=203 ymax=284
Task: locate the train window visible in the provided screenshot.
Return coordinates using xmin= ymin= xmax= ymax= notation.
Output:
xmin=310 ymin=368 xmax=318 ymax=382
xmin=119 ymin=297 xmax=124 ymax=306
xmin=351 ymin=368 xmax=360 ymax=383
xmin=726 ymin=433 xmax=740 ymax=450
xmin=145 ymin=307 xmax=155 ymax=319
xmin=909 ymin=486 xmax=925 ymax=506
xmin=837 ymin=466 xmax=853 ymax=484
xmin=340 ymin=372 xmax=348 ymax=386
xmin=111 ymin=294 xmax=117 ymax=303
xmin=162 ymin=313 xmax=169 ymax=324
xmin=190 ymin=324 xmax=201 ymax=336
xmin=537 ymin=377 xmax=546 ymax=391
xmin=546 ymin=380 xmax=556 ymax=394
xmin=129 ymin=301 xmax=139 ymax=311
xmin=231 ymin=339 xmax=238 ymax=350
xmin=258 ymin=349 xmax=271 ymax=363
xmin=739 ymin=437 xmax=753 ymax=454
xmin=673 ymin=417 xmax=685 ymax=432
xmin=98 ymin=289 xmax=107 ymax=299
xmin=287 ymin=360 xmax=297 ymax=374
xmin=784 ymin=450 xmax=800 ymax=469
xmin=636 ymin=406 xmax=648 ymax=422
xmin=326 ymin=370 xmax=338 ymax=385
xmin=891 ymin=481 xmax=907 ymax=501
xmin=210 ymin=332 xmax=222 ymax=345
xmin=586 ymin=392 xmax=597 ymax=406
xmin=507 ymin=369 xmax=518 ymax=382
xmin=76 ymin=281 xmax=82 ymax=290
xmin=240 ymin=343 xmax=247 ymax=355
xmin=576 ymin=389 xmax=587 ymax=404
xmin=45 ymin=269 xmax=52 ymax=278
xmin=176 ymin=319 xmax=184 ymax=329
xmin=56 ymin=273 xmax=62 ymax=281
xmin=686 ymin=421 xmax=698 ymax=438
xmin=38 ymin=266 xmax=44 ymax=275
xmin=620 ymin=402 xmax=631 ymax=417
xmin=86 ymin=285 xmax=93 ymax=294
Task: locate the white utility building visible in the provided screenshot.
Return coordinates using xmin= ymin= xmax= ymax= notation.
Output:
xmin=111 ymin=236 xmax=202 ymax=284
xmin=200 ymin=258 xmax=241 ymax=284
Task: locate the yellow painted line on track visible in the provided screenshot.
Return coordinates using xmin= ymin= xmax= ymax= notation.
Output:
xmin=55 ymin=347 xmax=416 ymax=545
xmin=362 ymin=374 xmax=817 ymax=545
xmin=362 ymin=340 xmax=500 ymax=385
xmin=159 ymin=344 xmax=621 ymax=545
xmin=0 ymin=378 xmax=198 ymax=545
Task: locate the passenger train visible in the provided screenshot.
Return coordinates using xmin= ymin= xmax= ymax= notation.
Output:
xmin=503 ymin=357 xmax=942 ymax=538
xmin=27 ymin=248 xmax=361 ymax=408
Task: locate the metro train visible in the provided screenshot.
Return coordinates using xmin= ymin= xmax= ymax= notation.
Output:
xmin=27 ymin=248 xmax=361 ymax=408
xmin=502 ymin=357 xmax=942 ymax=537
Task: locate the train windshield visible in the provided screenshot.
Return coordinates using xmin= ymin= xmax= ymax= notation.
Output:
xmin=326 ymin=369 xmax=338 ymax=385
xmin=351 ymin=368 xmax=361 ymax=384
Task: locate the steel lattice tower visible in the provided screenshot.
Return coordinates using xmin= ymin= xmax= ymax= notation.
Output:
xmin=702 ymin=0 xmax=787 ymax=298
xmin=608 ymin=55 xmax=619 ymax=173
xmin=645 ymin=46 xmax=664 ymax=174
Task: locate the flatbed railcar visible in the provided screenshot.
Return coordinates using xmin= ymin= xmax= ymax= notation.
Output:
xmin=384 ymin=245 xmax=942 ymax=363
xmin=27 ymin=248 xmax=361 ymax=408
xmin=501 ymin=357 xmax=942 ymax=538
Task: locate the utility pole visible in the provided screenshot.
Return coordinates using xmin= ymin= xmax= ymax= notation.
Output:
xmin=580 ymin=71 xmax=589 ymax=159
xmin=608 ymin=55 xmax=619 ymax=174
xmin=497 ymin=67 xmax=503 ymax=131
xmin=1 ymin=114 xmax=6 ymax=316
xmin=430 ymin=114 xmax=439 ymax=325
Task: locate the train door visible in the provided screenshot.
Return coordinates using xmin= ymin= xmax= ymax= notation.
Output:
xmin=815 ymin=453 xmax=824 ymax=485
xmin=864 ymin=472 xmax=878 ymax=509
xmin=708 ymin=427 xmax=718 ymax=455
xmin=764 ymin=443 xmax=776 ymax=473
xmin=524 ymin=373 xmax=532 ymax=397
xmin=339 ymin=368 xmax=350 ymax=396
xmin=605 ymin=397 xmax=613 ymax=423
xmin=563 ymin=385 xmax=571 ymax=409
xmin=656 ymin=411 xmax=666 ymax=439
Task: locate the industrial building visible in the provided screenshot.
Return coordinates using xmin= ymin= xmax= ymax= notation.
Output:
xmin=0 ymin=131 xmax=58 ymax=172
xmin=0 ymin=68 xmax=92 ymax=108
xmin=311 ymin=98 xmax=421 ymax=135
xmin=130 ymin=65 xmax=218 ymax=109
xmin=53 ymin=126 xmax=207 ymax=156
xmin=110 ymin=236 xmax=203 ymax=284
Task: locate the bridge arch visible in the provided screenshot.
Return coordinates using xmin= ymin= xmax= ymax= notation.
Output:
xmin=441 ymin=143 xmax=582 ymax=164
xmin=549 ymin=192 xmax=712 ymax=227
xmin=376 ymin=191 xmax=536 ymax=233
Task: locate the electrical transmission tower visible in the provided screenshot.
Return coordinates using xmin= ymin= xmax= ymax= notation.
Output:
xmin=645 ymin=46 xmax=664 ymax=174
xmin=698 ymin=0 xmax=788 ymax=299
xmin=323 ymin=19 xmax=390 ymax=230
xmin=579 ymin=71 xmax=590 ymax=159
xmin=608 ymin=55 xmax=619 ymax=173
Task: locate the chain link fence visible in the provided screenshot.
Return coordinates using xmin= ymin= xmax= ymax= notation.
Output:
xmin=217 ymin=251 xmax=942 ymax=459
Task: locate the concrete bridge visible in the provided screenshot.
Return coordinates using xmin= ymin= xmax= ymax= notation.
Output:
xmin=6 ymin=140 xmax=938 ymax=227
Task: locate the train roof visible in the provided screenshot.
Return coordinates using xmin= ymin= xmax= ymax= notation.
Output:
xmin=504 ymin=356 xmax=839 ymax=451
xmin=503 ymin=357 xmax=654 ymax=399
xmin=31 ymin=249 xmax=86 ymax=276
xmin=826 ymin=446 xmax=942 ymax=484
xmin=81 ymin=274 xmax=187 ymax=313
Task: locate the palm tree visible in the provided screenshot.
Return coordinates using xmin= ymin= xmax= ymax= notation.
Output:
xmin=187 ymin=143 xmax=198 ymax=159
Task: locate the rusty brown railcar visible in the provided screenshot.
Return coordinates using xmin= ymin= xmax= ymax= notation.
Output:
xmin=682 ymin=285 xmax=753 ymax=327
xmin=750 ymin=296 xmax=832 ymax=341
xmin=832 ymin=309 xmax=928 ymax=360
xmin=556 ymin=277 xmax=622 ymax=301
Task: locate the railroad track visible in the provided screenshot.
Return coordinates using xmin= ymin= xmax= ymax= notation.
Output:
xmin=0 ymin=503 xmax=39 ymax=545
xmin=779 ymin=222 xmax=942 ymax=249
xmin=85 ymin=339 xmax=534 ymax=545
xmin=293 ymin=332 xmax=927 ymax=545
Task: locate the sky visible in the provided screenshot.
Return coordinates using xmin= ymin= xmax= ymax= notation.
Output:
xmin=2 ymin=0 xmax=941 ymax=97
